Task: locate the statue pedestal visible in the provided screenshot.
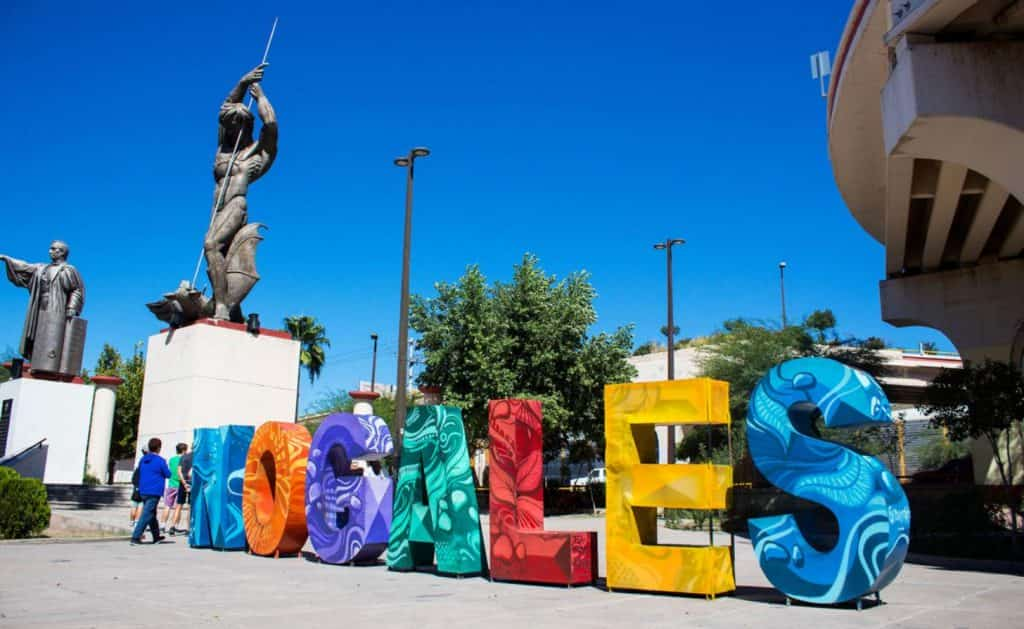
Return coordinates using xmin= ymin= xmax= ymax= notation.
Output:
xmin=136 ymin=319 xmax=300 ymax=453
xmin=0 ymin=378 xmax=94 ymax=484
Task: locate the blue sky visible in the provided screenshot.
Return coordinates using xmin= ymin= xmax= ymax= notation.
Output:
xmin=0 ymin=1 xmax=953 ymax=410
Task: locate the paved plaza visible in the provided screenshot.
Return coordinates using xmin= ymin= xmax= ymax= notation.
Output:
xmin=1 ymin=515 xmax=1021 ymax=628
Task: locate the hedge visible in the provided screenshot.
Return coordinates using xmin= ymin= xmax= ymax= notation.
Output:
xmin=0 ymin=467 xmax=51 ymax=539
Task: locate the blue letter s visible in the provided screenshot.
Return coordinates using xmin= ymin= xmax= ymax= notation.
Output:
xmin=746 ymin=357 xmax=910 ymax=604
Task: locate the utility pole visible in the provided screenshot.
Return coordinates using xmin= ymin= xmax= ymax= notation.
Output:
xmin=653 ymin=238 xmax=685 ymax=463
xmin=392 ymin=147 xmax=430 ymax=463
xmin=779 ymin=261 xmax=788 ymax=328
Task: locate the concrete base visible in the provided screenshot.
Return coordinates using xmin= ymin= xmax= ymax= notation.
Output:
xmin=0 ymin=378 xmax=94 ymax=484
xmin=136 ymin=319 xmax=300 ymax=453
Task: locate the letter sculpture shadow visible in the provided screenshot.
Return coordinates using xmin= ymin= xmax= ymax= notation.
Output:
xmin=306 ymin=413 xmax=394 ymax=564
xmin=243 ymin=421 xmax=311 ymax=557
xmin=605 ymin=379 xmax=735 ymax=596
xmin=387 ymin=405 xmax=486 ymax=576
xmin=489 ymin=399 xmax=597 ymax=585
xmin=746 ymin=357 xmax=910 ymax=605
xmin=189 ymin=425 xmax=254 ymax=550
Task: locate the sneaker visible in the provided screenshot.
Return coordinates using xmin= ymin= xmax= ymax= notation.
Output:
xmin=171 ymin=527 xmax=188 ymax=536
xmin=130 ymin=538 xmax=144 ymax=546
xmin=153 ymin=535 xmax=167 ymax=544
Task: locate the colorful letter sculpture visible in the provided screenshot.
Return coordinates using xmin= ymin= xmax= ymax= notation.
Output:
xmin=488 ymin=399 xmax=597 ymax=585
xmin=746 ymin=357 xmax=910 ymax=604
xmin=605 ymin=379 xmax=735 ymax=596
xmin=387 ymin=405 xmax=485 ymax=575
xmin=242 ymin=421 xmax=312 ymax=556
xmin=189 ymin=425 xmax=255 ymax=550
xmin=306 ymin=413 xmax=394 ymax=564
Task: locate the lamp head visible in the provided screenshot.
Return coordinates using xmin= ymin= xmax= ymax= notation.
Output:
xmin=669 ymin=238 xmax=686 ymax=246
xmin=779 ymin=261 xmax=788 ymax=269
xmin=412 ymin=147 xmax=431 ymax=158
xmin=394 ymin=157 xmax=410 ymax=167
xmin=370 ymin=333 xmax=379 ymax=341
xmin=653 ymin=243 xmax=667 ymax=250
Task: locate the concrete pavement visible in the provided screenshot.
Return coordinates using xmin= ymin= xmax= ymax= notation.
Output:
xmin=1 ymin=515 xmax=1021 ymax=628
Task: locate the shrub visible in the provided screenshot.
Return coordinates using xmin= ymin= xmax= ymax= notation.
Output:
xmin=0 ymin=467 xmax=51 ymax=539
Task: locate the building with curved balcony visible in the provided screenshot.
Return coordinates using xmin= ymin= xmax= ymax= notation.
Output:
xmin=828 ymin=0 xmax=1024 ymax=483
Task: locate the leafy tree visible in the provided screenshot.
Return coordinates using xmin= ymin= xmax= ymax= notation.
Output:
xmin=0 ymin=346 xmax=16 ymax=383
xmin=863 ymin=336 xmax=887 ymax=350
xmin=303 ymin=389 xmax=399 ymax=441
xmin=921 ymin=341 xmax=939 ymax=354
xmin=633 ymin=341 xmax=666 ymax=356
xmin=284 ymin=315 xmax=331 ymax=385
xmin=660 ymin=325 xmax=680 ymax=338
xmin=922 ymin=359 xmax=1024 ymax=543
xmin=915 ymin=433 xmax=970 ymax=472
xmin=804 ymin=309 xmax=837 ymax=343
xmin=411 ymin=254 xmax=636 ymax=460
xmin=696 ymin=317 xmax=888 ymax=459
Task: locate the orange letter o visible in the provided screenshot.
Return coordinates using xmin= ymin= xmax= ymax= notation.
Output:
xmin=242 ymin=421 xmax=311 ymax=556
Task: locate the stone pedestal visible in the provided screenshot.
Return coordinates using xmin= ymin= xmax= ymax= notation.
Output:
xmin=136 ymin=319 xmax=300 ymax=454
xmin=0 ymin=378 xmax=94 ymax=484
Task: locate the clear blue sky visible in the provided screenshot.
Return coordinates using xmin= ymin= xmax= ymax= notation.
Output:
xmin=0 ymin=1 xmax=953 ymax=411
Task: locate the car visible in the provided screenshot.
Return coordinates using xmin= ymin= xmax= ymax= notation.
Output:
xmin=570 ymin=467 xmax=606 ymax=487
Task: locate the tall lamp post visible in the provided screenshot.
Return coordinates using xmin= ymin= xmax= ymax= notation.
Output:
xmin=370 ymin=333 xmax=379 ymax=393
xmin=393 ymin=147 xmax=430 ymax=462
xmin=653 ymin=238 xmax=685 ymax=463
xmin=779 ymin=261 xmax=788 ymax=328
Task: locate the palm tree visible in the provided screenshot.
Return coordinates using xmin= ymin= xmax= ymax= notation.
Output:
xmin=284 ymin=315 xmax=331 ymax=385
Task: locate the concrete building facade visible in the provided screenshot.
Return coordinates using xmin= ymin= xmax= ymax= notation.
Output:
xmin=827 ymin=0 xmax=1024 ymax=482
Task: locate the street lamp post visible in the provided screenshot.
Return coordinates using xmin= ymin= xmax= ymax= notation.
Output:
xmin=393 ymin=147 xmax=430 ymax=464
xmin=653 ymin=238 xmax=685 ymax=463
xmin=779 ymin=261 xmax=788 ymax=328
xmin=370 ymin=333 xmax=379 ymax=394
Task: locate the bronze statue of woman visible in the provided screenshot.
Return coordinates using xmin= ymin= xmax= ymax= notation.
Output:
xmin=203 ymin=64 xmax=278 ymax=321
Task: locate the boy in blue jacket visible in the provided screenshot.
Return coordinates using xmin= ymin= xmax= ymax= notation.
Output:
xmin=131 ymin=438 xmax=171 ymax=545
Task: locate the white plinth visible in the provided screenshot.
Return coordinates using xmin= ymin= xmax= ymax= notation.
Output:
xmin=0 ymin=378 xmax=94 ymax=484
xmin=136 ymin=319 xmax=300 ymax=453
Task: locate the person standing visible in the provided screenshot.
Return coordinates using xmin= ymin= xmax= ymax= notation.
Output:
xmin=160 ymin=443 xmax=186 ymax=530
xmin=168 ymin=443 xmax=192 ymax=535
xmin=131 ymin=438 xmax=170 ymax=545
xmin=129 ymin=447 xmax=146 ymax=527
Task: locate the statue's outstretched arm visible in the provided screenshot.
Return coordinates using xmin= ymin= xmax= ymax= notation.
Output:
xmin=0 ymin=255 xmax=40 ymax=289
xmin=225 ymin=63 xmax=267 ymax=104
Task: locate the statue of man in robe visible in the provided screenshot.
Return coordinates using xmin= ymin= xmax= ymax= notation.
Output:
xmin=0 ymin=240 xmax=86 ymax=374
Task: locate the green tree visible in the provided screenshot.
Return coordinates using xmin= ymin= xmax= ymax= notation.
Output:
xmin=632 ymin=341 xmax=666 ymax=356
xmin=303 ymin=389 xmax=400 ymax=442
xmin=0 ymin=346 xmax=17 ymax=383
xmin=411 ymin=254 xmax=636 ymax=459
xmin=922 ymin=359 xmax=1024 ymax=544
xmin=696 ymin=317 xmax=887 ymax=458
xmin=804 ymin=309 xmax=837 ymax=343
xmin=284 ymin=315 xmax=331 ymax=385
xmin=863 ymin=336 xmax=887 ymax=350
xmin=915 ymin=433 xmax=970 ymax=471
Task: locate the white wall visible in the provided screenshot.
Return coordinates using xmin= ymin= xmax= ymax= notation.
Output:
xmin=136 ymin=322 xmax=300 ymax=458
xmin=0 ymin=378 xmax=94 ymax=484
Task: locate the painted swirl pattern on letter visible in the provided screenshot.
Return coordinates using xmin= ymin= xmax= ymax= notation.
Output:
xmin=387 ymin=405 xmax=485 ymax=576
xmin=306 ymin=412 xmax=394 ymax=564
xmin=746 ymin=357 xmax=910 ymax=604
